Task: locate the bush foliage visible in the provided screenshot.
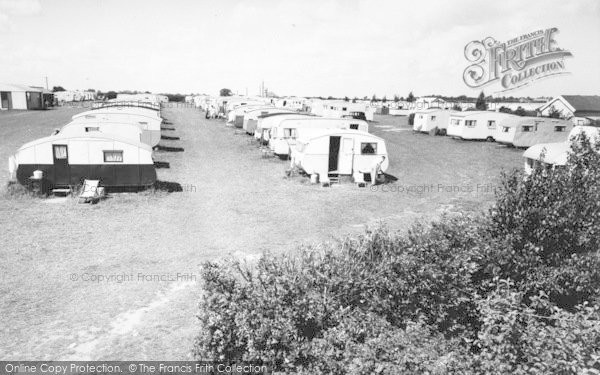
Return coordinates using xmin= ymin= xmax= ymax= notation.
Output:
xmin=194 ymin=137 xmax=600 ymax=374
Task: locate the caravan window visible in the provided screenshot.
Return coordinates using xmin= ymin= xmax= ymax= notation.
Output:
xmin=342 ymin=107 xmax=347 ymax=111
xmin=53 ymin=145 xmax=68 ymax=159
xmin=283 ymin=128 xmax=296 ymax=139
xmin=487 ymin=120 xmax=496 ymax=128
xmin=501 ymin=126 xmax=510 ymax=133
xmin=430 ymin=116 xmax=436 ymax=121
xmin=361 ymin=142 xmax=377 ymax=154
xmin=103 ymin=150 xmax=123 ymax=162
xmin=451 ymin=119 xmax=460 ymax=126
xmin=350 ymin=124 xmax=359 ymax=130
xmin=522 ymin=125 xmax=533 ymax=132
xmin=554 ymin=126 xmax=566 ymax=132
xmin=85 ymin=127 xmax=99 ymax=132
xmin=465 ymin=120 xmax=477 ymax=127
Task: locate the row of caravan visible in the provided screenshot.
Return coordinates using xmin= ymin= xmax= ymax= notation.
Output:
xmin=212 ymin=100 xmax=388 ymax=185
xmin=413 ymin=109 xmax=573 ymax=148
xmin=9 ymin=101 xmax=163 ymax=190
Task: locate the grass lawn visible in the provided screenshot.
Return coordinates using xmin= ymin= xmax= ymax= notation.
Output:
xmin=0 ymin=106 xmax=524 ymax=359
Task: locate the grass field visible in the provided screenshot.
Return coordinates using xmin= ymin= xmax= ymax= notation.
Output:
xmin=0 ymin=106 xmax=524 ymax=359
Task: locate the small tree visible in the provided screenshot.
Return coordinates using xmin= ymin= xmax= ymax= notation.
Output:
xmin=371 ymin=94 xmax=378 ymax=102
xmin=393 ymin=95 xmax=400 ymax=103
xmin=52 ymin=86 xmax=66 ymax=92
xmin=514 ymin=106 xmax=526 ymax=116
xmin=548 ymin=105 xmax=562 ymax=118
xmin=452 ymin=103 xmax=462 ymax=111
xmin=407 ymin=92 xmax=415 ymax=102
xmin=352 ymin=97 xmax=358 ymax=103
xmin=382 ymin=96 xmax=387 ymax=103
xmin=219 ymin=88 xmax=233 ymax=97
xmin=498 ymin=106 xmax=513 ymax=114
xmin=344 ymin=96 xmax=349 ymax=102
xmin=475 ymin=91 xmax=487 ymax=110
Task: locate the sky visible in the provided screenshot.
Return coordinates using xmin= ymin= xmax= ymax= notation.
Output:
xmin=0 ymin=0 xmax=599 ymax=98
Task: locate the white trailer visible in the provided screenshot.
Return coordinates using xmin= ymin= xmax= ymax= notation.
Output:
xmin=413 ymin=109 xmax=457 ymax=135
xmin=72 ymin=110 xmax=162 ymax=147
xmin=270 ymin=118 xmax=369 ymax=157
xmin=495 ymin=117 xmax=572 ymax=148
xmin=290 ymin=130 xmax=388 ymax=185
xmin=447 ymin=111 xmax=517 ymax=141
xmin=523 ymin=126 xmax=600 ymax=174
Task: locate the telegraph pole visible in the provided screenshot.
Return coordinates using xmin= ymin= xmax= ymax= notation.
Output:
xmin=45 ymin=76 xmax=49 ymax=90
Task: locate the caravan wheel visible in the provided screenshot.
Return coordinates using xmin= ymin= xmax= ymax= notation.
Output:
xmin=486 ymin=136 xmax=495 ymax=142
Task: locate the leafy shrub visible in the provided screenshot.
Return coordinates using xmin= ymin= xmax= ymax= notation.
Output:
xmin=303 ymin=310 xmax=467 ymax=375
xmin=193 ymin=137 xmax=600 ymax=373
xmin=487 ymin=133 xmax=600 ymax=308
xmin=464 ymin=282 xmax=600 ymax=374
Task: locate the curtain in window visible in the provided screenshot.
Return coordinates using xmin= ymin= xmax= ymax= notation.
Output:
xmin=53 ymin=145 xmax=67 ymax=159
xmin=104 ymin=151 xmax=123 ymax=162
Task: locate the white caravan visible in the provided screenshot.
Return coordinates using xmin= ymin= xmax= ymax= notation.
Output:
xmin=71 ymin=110 xmax=162 ymax=146
xmin=495 ymin=117 xmax=572 ymax=148
xmin=254 ymin=113 xmax=315 ymax=143
xmin=243 ymin=108 xmax=297 ymax=134
xmin=290 ymin=130 xmax=388 ymax=184
xmin=270 ymin=118 xmax=369 ymax=157
xmin=522 ymin=126 xmax=600 ymax=174
xmin=447 ymin=111 xmax=517 ymax=141
xmin=58 ymin=121 xmax=151 ymax=147
xmin=413 ymin=109 xmax=457 ymax=135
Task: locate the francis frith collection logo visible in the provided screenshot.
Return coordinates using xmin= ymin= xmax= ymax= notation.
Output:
xmin=463 ymin=27 xmax=573 ymax=93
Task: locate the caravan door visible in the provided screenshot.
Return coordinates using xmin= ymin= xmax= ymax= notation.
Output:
xmin=338 ymin=137 xmax=354 ymax=174
xmin=52 ymin=144 xmax=70 ymax=186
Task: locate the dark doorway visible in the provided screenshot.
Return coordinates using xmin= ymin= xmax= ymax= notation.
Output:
xmin=328 ymin=136 xmax=340 ymax=172
xmin=1 ymin=92 xmax=12 ymax=109
xmin=52 ymin=144 xmax=70 ymax=186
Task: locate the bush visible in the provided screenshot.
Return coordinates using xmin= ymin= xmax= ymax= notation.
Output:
xmin=486 ymin=133 xmax=600 ymax=308
xmin=193 ymin=138 xmax=600 ymax=373
xmin=464 ymin=282 xmax=600 ymax=374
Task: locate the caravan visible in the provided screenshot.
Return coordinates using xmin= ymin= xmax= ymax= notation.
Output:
xmin=413 ymin=109 xmax=456 ymax=135
xmin=522 ymin=126 xmax=600 ymax=174
xmin=72 ymin=111 xmax=161 ymax=147
xmin=71 ymin=110 xmax=162 ymax=146
xmin=447 ymin=111 xmax=517 ymax=141
xmin=243 ymin=108 xmax=297 ymax=135
xmin=495 ymin=117 xmax=572 ymax=148
xmin=254 ymin=113 xmax=315 ymax=143
xmin=10 ymin=133 xmax=156 ymax=188
xmin=270 ymin=118 xmax=369 ymax=157
xmin=58 ymin=121 xmax=152 ymax=147
xmin=290 ymin=130 xmax=388 ymax=185
xmin=227 ymin=105 xmax=273 ymax=128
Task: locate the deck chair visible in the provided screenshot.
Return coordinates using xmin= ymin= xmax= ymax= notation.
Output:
xmin=78 ymin=180 xmax=101 ymax=204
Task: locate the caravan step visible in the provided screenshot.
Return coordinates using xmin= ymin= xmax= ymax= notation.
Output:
xmin=52 ymin=188 xmax=72 ymax=196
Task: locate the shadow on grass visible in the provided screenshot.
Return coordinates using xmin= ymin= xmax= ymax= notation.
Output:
xmin=161 ymin=127 xmax=176 ymax=131
xmin=154 ymin=161 xmax=170 ymax=168
xmin=155 ymin=145 xmax=184 ymax=152
xmin=153 ymin=180 xmax=183 ymax=192
xmin=364 ymin=173 xmax=398 ymax=184
xmin=161 ymin=135 xmax=180 ymax=140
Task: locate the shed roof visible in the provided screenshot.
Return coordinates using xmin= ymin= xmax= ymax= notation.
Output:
xmin=561 ymin=95 xmax=600 ymax=112
xmin=0 ymin=83 xmax=44 ymax=92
